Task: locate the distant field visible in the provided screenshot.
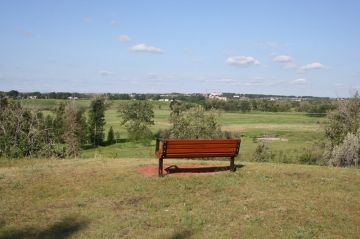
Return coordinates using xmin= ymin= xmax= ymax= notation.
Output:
xmin=21 ymin=99 xmax=327 ymax=163
xmin=0 ymin=158 xmax=359 ymax=238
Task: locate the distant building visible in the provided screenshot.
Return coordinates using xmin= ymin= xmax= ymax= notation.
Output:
xmin=28 ymin=96 xmax=37 ymax=99
xmin=208 ymin=92 xmax=227 ymax=101
xmin=68 ymin=96 xmax=78 ymax=100
xmin=158 ymin=99 xmax=169 ymax=102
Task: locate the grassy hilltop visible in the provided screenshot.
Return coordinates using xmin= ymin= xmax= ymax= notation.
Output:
xmin=2 ymin=99 xmax=357 ymax=238
xmin=0 ymin=158 xmax=359 ymax=238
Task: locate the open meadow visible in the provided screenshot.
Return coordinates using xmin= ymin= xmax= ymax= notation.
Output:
xmin=20 ymin=99 xmax=326 ymax=164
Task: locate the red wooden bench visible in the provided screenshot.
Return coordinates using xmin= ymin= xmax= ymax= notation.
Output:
xmin=155 ymin=138 xmax=241 ymax=177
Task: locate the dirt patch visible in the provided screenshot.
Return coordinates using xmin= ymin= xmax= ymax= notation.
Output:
xmin=137 ymin=164 xmax=234 ymax=177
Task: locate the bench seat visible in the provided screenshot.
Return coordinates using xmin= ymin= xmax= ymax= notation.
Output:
xmin=155 ymin=139 xmax=241 ymax=176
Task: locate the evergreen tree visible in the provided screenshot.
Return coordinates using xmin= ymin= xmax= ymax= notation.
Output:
xmin=63 ymin=103 xmax=85 ymax=157
xmin=53 ymin=102 xmax=66 ymax=143
xmin=107 ymin=126 xmax=115 ymax=145
xmin=88 ymin=98 xmax=106 ymax=146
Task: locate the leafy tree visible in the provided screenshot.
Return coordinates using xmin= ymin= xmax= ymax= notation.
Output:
xmin=88 ymin=98 xmax=106 ymax=146
xmin=239 ymin=100 xmax=251 ymax=112
xmin=170 ymin=106 xmax=222 ymax=139
xmin=63 ymin=103 xmax=84 ymax=157
xmin=0 ymin=101 xmax=56 ymax=158
xmin=325 ymin=92 xmax=360 ymax=147
xmin=169 ymin=100 xmax=191 ymax=121
xmin=324 ymin=92 xmax=360 ymax=166
xmin=118 ymin=101 xmax=154 ymax=140
xmin=6 ymin=90 xmax=19 ymax=99
xmin=107 ymin=126 xmax=115 ymax=145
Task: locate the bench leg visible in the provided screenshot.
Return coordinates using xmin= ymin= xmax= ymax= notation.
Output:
xmin=230 ymin=157 xmax=235 ymax=172
xmin=159 ymin=158 xmax=163 ymax=177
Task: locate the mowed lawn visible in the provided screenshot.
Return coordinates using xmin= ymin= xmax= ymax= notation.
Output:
xmin=0 ymin=158 xmax=359 ymax=238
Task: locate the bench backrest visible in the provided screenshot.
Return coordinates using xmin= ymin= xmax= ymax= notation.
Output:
xmin=156 ymin=139 xmax=241 ymax=159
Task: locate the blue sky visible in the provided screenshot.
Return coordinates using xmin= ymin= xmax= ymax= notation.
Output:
xmin=1 ymin=0 xmax=360 ymax=97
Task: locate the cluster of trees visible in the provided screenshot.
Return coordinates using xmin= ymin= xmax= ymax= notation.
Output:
xmin=0 ymin=97 xmax=114 ymax=158
xmin=200 ymin=98 xmax=335 ymax=114
xmin=0 ymin=90 xmax=88 ymax=100
xmin=1 ymin=90 xmax=336 ymax=115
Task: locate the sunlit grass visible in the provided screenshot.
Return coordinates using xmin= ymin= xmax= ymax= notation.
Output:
xmin=21 ymin=99 xmax=327 ymax=163
xmin=0 ymin=158 xmax=359 ymax=238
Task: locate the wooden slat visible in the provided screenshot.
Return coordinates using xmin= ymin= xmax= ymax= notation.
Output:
xmin=155 ymin=139 xmax=241 ymax=159
xmin=167 ymin=143 xmax=238 ymax=149
xmin=166 ymin=148 xmax=237 ymax=154
xmin=166 ymin=152 xmax=236 ymax=158
xmin=165 ymin=139 xmax=240 ymax=145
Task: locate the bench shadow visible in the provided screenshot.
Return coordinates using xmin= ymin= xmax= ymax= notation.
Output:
xmin=168 ymin=229 xmax=192 ymax=239
xmin=164 ymin=164 xmax=245 ymax=174
xmin=0 ymin=215 xmax=89 ymax=239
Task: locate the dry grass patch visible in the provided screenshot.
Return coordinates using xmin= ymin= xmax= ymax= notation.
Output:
xmin=0 ymin=158 xmax=359 ymax=238
xmin=222 ymin=123 xmax=320 ymax=132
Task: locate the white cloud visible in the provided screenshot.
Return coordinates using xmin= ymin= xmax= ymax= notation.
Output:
xmin=117 ymin=35 xmax=131 ymax=42
xmin=299 ymin=62 xmax=325 ymax=72
xmin=226 ymin=56 xmax=260 ymax=67
xmin=129 ymin=43 xmax=163 ymax=54
xmin=291 ymin=78 xmax=307 ymax=85
xmin=273 ymin=55 xmax=292 ymax=63
xmin=98 ymin=70 xmax=113 ymax=76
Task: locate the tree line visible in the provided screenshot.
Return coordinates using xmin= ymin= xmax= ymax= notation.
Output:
xmin=0 ymin=97 xmax=111 ymax=158
xmin=1 ymin=92 xmax=358 ymax=166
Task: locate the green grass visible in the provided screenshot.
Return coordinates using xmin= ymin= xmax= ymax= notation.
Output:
xmin=20 ymin=99 xmax=327 ymax=164
xmin=0 ymin=158 xmax=359 ymax=238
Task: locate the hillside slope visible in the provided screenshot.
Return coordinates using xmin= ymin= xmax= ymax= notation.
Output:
xmin=0 ymin=158 xmax=359 ymax=238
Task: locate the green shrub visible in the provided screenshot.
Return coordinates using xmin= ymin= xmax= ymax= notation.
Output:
xmin=299 ymin=144 xmax=325 ymax=165
xmin=328 ymin=130 xmax=360 ymax=167
xmin=253 ymin=143 xmax=272 ymax=162
xmin=170 ymin=106 xmax=222 ymax=139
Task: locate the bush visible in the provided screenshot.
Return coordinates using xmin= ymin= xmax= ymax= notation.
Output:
xmin=253 ymin=143 xmax=272 ymax=162
xmin=0 ymin=101 xmax=57 ymax=158
xmin=170 ymin=106 xmax=222 ymax=139
xmin=299 ymin=144 xmax=325 ymax=165
xmin=328 ymin=130 xmax=360 ymax=167
xmin=325 ymin=92 xmax=360 ymax=147
xmin=323 ymin=92 xmax=360 ymax=166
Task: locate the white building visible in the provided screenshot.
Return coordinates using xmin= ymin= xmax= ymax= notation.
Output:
xmin=208 ymin=92 xmax=227 ymax=101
